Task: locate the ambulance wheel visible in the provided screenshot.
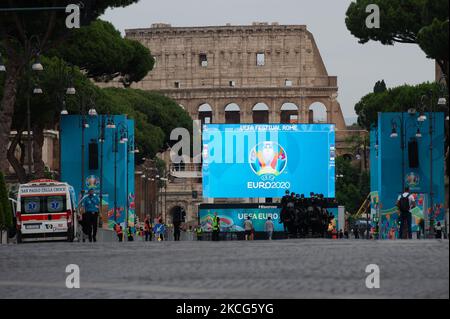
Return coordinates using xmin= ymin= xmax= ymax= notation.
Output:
xmin=16 ymin=231 xmax=22 ymax=244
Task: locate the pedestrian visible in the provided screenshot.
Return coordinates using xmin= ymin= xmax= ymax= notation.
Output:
xmin=418 ymin=218 xmax=425 ymax=239
xmin=435 ymin=222 xmax=443 ymax=239
xmin=144 ymin=215 xmax=152 ymax=242
xmin=265 ymin=216 xmax=274 ymax=240
xmin=344 ymin=230 xmax=349 ymax=239
xmin=153 ymin=219 xmax=165 ymax=241
xmin=81 ymin=188 xmax=100 ymax=242
xmin=211 ymin=213 xmax=220 ymax=241
xmin=280 ymin=190 xmax=291 ymax=234
xmin=195 ymin=224 xmax=203 ymax=241
xmin=396 ymin=187 xmax=416 ymax=239
xmin=244 ymin=216 xmax=253 ymax=241
xmin=331 ymin=227 xmax=337 ymax=239
xmin=339 ymin=229 xmax=344 ymax=239
xmin=79 ymin=214 xmax=90 ymax=242
xmin=195 ymin=224 xmax=203 ymax=240
xmin=114 ymin=223 xmax=123 ymax=242
xmin=354 ymin=228 xmax=360 ymax=239
xmin=172 ymin=207 xmax=185 ymax=241
xmin=127 ymin=226 xmax=134 ymax=241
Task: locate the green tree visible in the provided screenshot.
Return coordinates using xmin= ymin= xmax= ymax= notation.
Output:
xmin=373 ymin=80 xmax=387 ymax=93
xmin=345 ymin=0 xmax=449 ymax=87
xmin=355 ymin=82 xmax=443 ymax=130
xmin=49 ymin=20 xmax=154 ymax=86
xmin=336 ymin=156 xmax=370 ymax=215
xmin=0 ymin=0 xmax=139 ymax=173
xmin=100 ymin=88 xmax=193 ymax=149
xmin=417 ymin=18 xmax=449 ymax=81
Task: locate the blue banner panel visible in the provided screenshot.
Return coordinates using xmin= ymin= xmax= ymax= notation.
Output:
xmin=202 ymin=124 xmax=335 ymax=198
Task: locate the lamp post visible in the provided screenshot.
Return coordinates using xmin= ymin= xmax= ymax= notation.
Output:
xmin=57 ymin=63 xmax=76 ymax=183
xmin=98 ymin=116 xmax=106 ymax=222
xmin=98 ymin=113 xmax=116 ymax=224
xmin=125 ymin=135 xmax=139 ymax=232
xmin=79 ymin=95 xmax=88 ymax=198
xmin=108 ymin=117 xmax=119 ymax=222
xmin=156 ymin=174 xmax=169 ymax=223
xmin=118 ymin=122 xmax=129 ymax=234
xmin=109 ymin=119 xmax=130 ymax=229
xmin=25 ymin=44 xmax=44 ymax=179
xmin=141 ymin=173 xmax=147 ymax=221
xmin=142 ymin=160 xmax=159 ymax=222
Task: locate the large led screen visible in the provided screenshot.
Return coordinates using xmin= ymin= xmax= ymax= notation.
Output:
xmin=202 ymin=124 xmax=335 ymax=198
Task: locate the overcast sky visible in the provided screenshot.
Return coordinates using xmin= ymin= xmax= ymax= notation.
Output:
xmin=101 ymin=0 xmax=435 ymax=123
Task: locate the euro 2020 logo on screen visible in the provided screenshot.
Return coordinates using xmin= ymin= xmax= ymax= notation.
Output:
xmin=249 ymin=141 xmax=287 ymax=181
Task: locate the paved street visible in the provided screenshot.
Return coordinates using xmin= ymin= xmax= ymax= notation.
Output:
xmin=0 ymin=239 xmax=448 ymax=299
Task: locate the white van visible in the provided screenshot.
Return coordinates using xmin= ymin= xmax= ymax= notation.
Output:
xmin=16 ymin=179 xmax=78 ymax=243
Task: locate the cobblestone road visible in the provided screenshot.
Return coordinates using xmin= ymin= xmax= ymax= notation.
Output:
xmin=0 ymin=239 xmax=448 ymax=299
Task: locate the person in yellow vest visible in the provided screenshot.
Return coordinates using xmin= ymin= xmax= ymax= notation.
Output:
xmin=211 ymin=213 xmax=220 ymax=241
xmin=195 ymin=224 xmax=203 ymax=241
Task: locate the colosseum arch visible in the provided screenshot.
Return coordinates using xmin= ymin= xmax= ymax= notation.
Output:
xmin=280 ymin=102 xmax=299 ymax=124
xmin=308 ymin=102 xmax=328 ymax=123
xmin=224 ymin=103 xmax=241 ymax=124
xmin=252 ymin=102 xmax=269 ymax=123
xmin=198 ymin=103 xmax=213 ymax=124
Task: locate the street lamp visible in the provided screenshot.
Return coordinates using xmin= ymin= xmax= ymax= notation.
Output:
xmin=88 ymin=105 xmax=98 ymax=116
xmin=66 ymin=86 xmax=76 ymax=96
xmin=415 ymin=128 xmax=422 ymax=138
xmin=31 ymin=53 xmax=43 ymax=71
xmin=124 ymin=134 xmax=137 ymax=233
xmin=110 ymin=119 xmax=129 ymax=231
xmin=108 ymin=116 xmax=119 ymax=222
xmin=0 ymin=53 xmax=6 ymax=72
xmin=32 ymin=84 xmax=43 ymax=95
xmin=78 ymin=94 xmax=97 ymax=198
xmin=57 ymin=63 xmax=76 ymax=116
xmin=106 ymin=117 xmax=116 ymax=129
xmin=97 ymin=115 xmax=108 ymax=226
xmin=390 ymin=124 xmax=398 ymax=138
xmin=25 ymin=49 xmax=44 ymax=178
xmin=60 ymin=100 xmax=69 ymax=115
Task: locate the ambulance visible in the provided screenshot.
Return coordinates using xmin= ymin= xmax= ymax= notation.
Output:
xmin=15 ymin=179 xmax=78 ymax=243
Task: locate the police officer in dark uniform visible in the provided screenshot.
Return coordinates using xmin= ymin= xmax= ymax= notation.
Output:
xmin=309 ymin=192 xmax=321 ymax=237
xmin=286 ymin=192 xmax=297 ymax=238
xmin=317 ymin=194 xmax=327 ymax=238
xmin=297 ymin=194 xmax=307 ymax=238
xmin=280 ymin=190 xmax=291 ymax=235
xmin=292 ymin=194 xmax=301 ymax=238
